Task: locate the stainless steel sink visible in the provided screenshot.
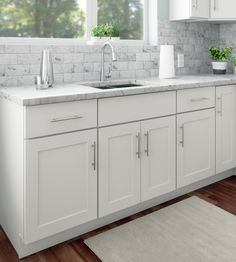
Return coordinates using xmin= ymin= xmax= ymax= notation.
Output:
xmin=83 ymin=80 xmax=144 ymax=90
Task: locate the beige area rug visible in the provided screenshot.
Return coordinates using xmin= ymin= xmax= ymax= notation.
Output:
xmin=85 ymin=197 xmax=236 ymax=262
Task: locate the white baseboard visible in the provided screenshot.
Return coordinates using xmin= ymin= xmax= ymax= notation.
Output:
xmin=14 ymin=169 xmax=233 ymax=258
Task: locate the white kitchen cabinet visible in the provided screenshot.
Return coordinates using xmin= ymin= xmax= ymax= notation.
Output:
xmin=210 ymin=0 xmax=236 ymax=19
xmin=170 ymin=0 xmax=209 ymax=21
xmin=24 ymin=129 xmax=97 ymax=244
xmin=99 ymin=122 xmax=141 ymax=217
xmin=216 ymin=86 xmax=236 ymax=174
xmin=177 ymin=109 xmax=215 ymax=188
xmin=141 ymin=116 xmax=176 ymax=201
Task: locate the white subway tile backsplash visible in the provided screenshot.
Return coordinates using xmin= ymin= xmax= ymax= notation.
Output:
xmin=5 ymin=45 xmax=30 ymax=54
xmin=64 ymin=54 xmax=83 ymax=64
xmin=17 ymin=54 xmax=41 ymax=65
xmin=112 ymin=62 xmax=128 ymax=71
xmin=120 ymin=70 xmax=135 ymax=79
xmin=0 ymin=54 xmax=17 ymax=65
xmin=64 ymin=73 xmax=84 ymax=82
xmin=128 ymin=61 xmax=143 ymax=70
xmin=136 ymin=53 xmax=151 ymax=61
xmin=5 ymin=65 xmax=30 ymax=76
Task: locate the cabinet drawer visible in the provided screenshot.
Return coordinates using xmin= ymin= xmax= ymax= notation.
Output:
xmin=99 ymin=92 xmax=176 ymax=126
xmin=177 ymin=87 xmax=215 ymax=113
xmin=25 ymin=100 xmax=97 ymax=138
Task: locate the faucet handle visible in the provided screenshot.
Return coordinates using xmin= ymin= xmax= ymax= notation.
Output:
xmin=105 ymin=66 xmax=112 ymax=80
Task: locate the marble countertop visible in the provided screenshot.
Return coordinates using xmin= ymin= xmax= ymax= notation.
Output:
xmin=1 ymin=74 xmax=236 ymax=106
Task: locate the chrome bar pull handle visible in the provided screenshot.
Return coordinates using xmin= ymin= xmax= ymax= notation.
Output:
xmin=136 ymin=133 xmax=141 ymax=159
xmin=144 ymin=132 xmax=149 ymax=156
xmin=50 ymin=115 xmax=83 ymax=123
xmin=179 ymin=125 xmax=185 ymax=147
xmin=92 ymin=142 xmax=96 ymax=171
xmin=190 ymin=97 xmax=209 ymax=103
xmin=217 ymin=96 xmax=222 ymax=115
xmin=214 ymin=0 xmax=217 ymax=11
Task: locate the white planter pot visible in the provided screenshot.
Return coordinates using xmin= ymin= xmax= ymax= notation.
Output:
xmin=111 ymin=37 xmax=120 ymax=42
xmin=212 ymin=61 xmax=227 ymax=75
xmin=91 ymin=36 xmax=102 ymax=42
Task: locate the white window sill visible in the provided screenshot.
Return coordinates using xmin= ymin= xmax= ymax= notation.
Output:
xmin=0 ymin=37 xmax=148 ymax=46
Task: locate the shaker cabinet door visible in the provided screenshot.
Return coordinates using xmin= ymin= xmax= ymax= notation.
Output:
xmin=141 ymin=116 xmax=176 ymax=201
xmin=211 ymin=0 xmax=236 ymax=19
xmin=24 ymin=130 xmax=97 ymax=244
xmin=177 ymin=109 xmax=215 ymax=188
xmin=216 ymin=85 xmax=236 ymax=173
xmin=99 ymin=122 xmax=141 ymax=217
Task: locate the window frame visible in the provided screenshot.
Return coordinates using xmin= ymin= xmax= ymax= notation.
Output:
xmin=0 ymin=0 xmax=158 ymax=45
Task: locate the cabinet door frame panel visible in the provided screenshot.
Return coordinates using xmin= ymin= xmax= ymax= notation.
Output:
xmin=24 ymin=129 xmax=97 ymax=244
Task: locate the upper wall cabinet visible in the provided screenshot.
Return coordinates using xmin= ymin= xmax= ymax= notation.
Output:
xmin=170 ymin=0 xmax=236 ymax=21
xmin=170 ymin=0 xmax=209 ymax=21
xmin=210 ymin=0 xmax=236 ymax=20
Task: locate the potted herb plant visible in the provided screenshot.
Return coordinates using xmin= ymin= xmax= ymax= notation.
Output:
xmin=111 ymin=24 xmax=120 ymax=41
xmin=91 ymin=23 xmax=120 ymax=42
xmin=209 ymin=46 xmax=232 ymax=74
xmin=232 ymin=55 xmax=236 ymax=74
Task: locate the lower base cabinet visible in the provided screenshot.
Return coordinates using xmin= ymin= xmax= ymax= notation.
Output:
xmin=99 ymin=116 xmax=177 ymax=217
xmin=24 ymin=129 xmax=97 ymax=244
xmin=141 ymin=116 xmax=176 ymax=201
xmin=177 ymin=109 xmax=215 ymax=188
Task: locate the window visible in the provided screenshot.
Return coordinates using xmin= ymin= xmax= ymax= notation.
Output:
xmin=98 ymin=0 xmax=144 ymax=40
xmin=0 ymin=0 xmax=157 ymax=43
xmin=0 ymin=0 xmax=87 ymax=38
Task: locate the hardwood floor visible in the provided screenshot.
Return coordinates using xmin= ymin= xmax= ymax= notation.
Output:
xmin=0 ymin=176 xmax=235 ymax=262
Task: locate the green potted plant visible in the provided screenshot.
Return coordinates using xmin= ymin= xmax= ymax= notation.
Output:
xmin=91 ymin=25 xmax=106 ymax=41
xmin=232 ymin=55 xmax=236 ymax=74
xmin=209 ymin=46 xmax=232 ymax=74
xmin=90 ymin=23 xmax=120 ymax=42
xmin=110 ymin=23 xmax=120 ymax=41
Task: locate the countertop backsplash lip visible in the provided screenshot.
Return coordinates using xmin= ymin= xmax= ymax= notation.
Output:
xmin=1 ymin=75 xmax=236 ymax=106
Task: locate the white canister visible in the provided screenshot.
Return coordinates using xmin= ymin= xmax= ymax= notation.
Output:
xmin=159 ymin=45 xmax=175 ymax=79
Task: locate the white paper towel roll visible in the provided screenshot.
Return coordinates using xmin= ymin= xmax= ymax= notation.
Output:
xmin=159 ymin=45 xmax=175 ymax=79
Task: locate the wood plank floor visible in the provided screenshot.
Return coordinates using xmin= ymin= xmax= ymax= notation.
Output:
xmin=0 ymin=176 xmax=235 ymax=262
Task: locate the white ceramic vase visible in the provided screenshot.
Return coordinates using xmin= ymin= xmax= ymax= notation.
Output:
xmin=212 ymin=61 xmax=227 ymax=74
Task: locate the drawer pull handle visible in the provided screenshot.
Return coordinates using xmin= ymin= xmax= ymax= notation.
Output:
xmin=190 ymin=97 xmax=209 ymax=103
xmin=136 ymin=133 xmax=141 ymax=159
xmin=50 ymin=115 xmax=83 ymax=123
xmin=214 ymin=0 xmax=217 ymax=11
xmin=217 ymin=96 xmax=222 ymax=115
xmin=145 ymin=132 xmax=149 ymax=156
xmin=179 ymin=125 xmax=184 ymax=147
xmin=92 ymin=142 xmax=96 ymax=171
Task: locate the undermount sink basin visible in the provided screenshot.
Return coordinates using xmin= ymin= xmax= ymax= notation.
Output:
xmin=83 ymin=80 xmax=144 ymax=90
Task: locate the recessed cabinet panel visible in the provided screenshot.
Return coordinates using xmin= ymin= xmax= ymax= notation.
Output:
xmin=99 ymin=92 xmax=176 ymax=126
xmin=24 ymin=129 xmax=97 ymax=244
xmin=177 ymin=87 xmax=215 ymax=113
xmin=99 ymin=123 xmax=141 ymax=217
xmin=141 ymin=116 xmax=176 ymax=201
xmin=216 ymin=86 xmax=236 ymax=173
xmin=191 ymin=0 xmax=209 ymax=18
xmin=170 ymin=0 xmax=209 ymax=21
xmin=177 ymin=109 xmax=215 ymax=188
xmin=25 ymin=100 xmax=97 ymax=139
xmin=210 ymin=0 xmax=236 ymax=19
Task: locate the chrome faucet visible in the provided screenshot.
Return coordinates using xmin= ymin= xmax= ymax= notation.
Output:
xmin=101 ymin=42 xmax=117 ymax=81
xmin=35 ymin=49 xmax=54 ymax=89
